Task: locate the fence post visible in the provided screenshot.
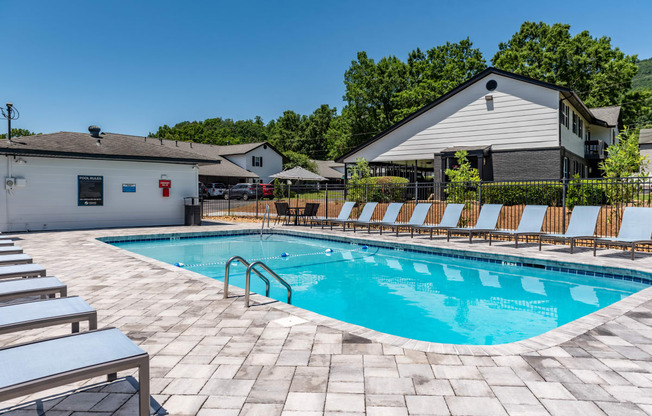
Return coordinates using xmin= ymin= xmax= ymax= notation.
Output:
xmin=478 ymin=181 xmax=482 ymax=206
xmin=561 ymin=177 xmax=568 ymax=232
xmin=228 ymin=186 xmax=231 ymax=216
xmin=365 ymin=183 xmax=369 ymax=203
xmin=255 ymin=184 xmax=259 ymax=218
xmin=415 ymin=181 xmax=418 ymax=202
xmin=325 ymin=183 xmax=329 ymax=219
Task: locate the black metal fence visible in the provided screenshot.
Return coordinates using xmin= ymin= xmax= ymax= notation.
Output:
xmin=201 ymin=177 xmax=652 ymax=238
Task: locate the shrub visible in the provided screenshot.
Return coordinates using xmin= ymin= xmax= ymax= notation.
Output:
xmin=481 ymin=182 xmax=562 ymax=206
xmin=346 ymin=176 xmax=409 ymax=203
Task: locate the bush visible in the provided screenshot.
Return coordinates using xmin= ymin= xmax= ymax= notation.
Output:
xmin=481 ymin=182 xmax=562 ymax=206
xmin=346 ymin=176 xmax=409 ymax=203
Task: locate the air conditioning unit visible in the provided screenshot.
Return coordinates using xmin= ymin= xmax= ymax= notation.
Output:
xmin=5 ymin=177 xmax=15 ymax=190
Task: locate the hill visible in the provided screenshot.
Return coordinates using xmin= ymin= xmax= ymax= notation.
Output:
xmin=633 ymin=57 xmax=652 ymax=90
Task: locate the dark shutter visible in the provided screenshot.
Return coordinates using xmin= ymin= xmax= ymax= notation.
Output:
xmin=260 ymin=157 xmax=263 ymax=167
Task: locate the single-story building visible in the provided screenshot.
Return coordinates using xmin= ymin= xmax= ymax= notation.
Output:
xmin=336 ymin=67 xmax=621 ymax=182
xmin=144 ymin=139 xmax=284 ymax=184
xmin=0 ymin=127 xmax=214 ymax=232
xmin=311 ymin=160 xmax=345 ymax=183
xmin=639 ymin=128 xmax=652 ymax=173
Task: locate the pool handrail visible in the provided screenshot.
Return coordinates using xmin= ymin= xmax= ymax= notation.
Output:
xmin=224 ymin=256 xmax=270 ymax=300
xmin=245 ymin=261 xmax=292 ymax=307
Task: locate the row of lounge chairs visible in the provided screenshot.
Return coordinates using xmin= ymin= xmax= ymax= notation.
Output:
xmin=0 ymin=237 xmax=150 ymax=415
xmin=308 ymin=202 xmax=652 ymax=259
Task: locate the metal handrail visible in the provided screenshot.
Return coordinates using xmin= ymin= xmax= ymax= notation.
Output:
xmin=223 ymin=256 xmax=270 ymax=299
xmin=245 ymin=261 xmax=292 ymax=307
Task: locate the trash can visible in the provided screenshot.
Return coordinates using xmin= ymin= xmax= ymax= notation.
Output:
xmin=184 ymin=197 xmax=201 ymax=226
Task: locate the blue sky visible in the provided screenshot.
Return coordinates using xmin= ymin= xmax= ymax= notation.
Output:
xmin=2 ymin=0 xmax=651 ymax=136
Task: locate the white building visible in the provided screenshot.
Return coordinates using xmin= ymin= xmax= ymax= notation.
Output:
xmin=0 ymin=127 xmax=213 ymax=232
xmin=337 ymin=68 xmax=622 ymax=181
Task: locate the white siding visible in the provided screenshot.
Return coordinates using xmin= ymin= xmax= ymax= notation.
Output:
xmin=224 ymin=145 xmax=283 ymax=183
xmin=560 ymin=100 xmax=589 ymax=157
xmin=0 ymin=156 xmax=197 ymax=232
xmin=343 ymin=74 xmax=560 ymax=163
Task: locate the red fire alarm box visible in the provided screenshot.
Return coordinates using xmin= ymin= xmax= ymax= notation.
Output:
xmin=159 ymin=179 xmax=171 ymax=197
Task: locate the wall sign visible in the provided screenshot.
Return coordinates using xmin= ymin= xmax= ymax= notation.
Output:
xmin=159 ymin=180 xmax=171 ymax=188
xmin=78 ymin=175 xmax=103 ymax=206
xmin=122 ymin=183 xmax=136 ymax=193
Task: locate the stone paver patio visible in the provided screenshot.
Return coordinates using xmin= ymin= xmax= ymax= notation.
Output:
xmin=1 ymin=221 xmax=652 ymax=415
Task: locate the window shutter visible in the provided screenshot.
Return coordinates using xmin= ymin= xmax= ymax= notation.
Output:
xmin=260 ymin=157 xmax=263 ymax=167
xmin=252 ymin=156 xmax=255 ymax=165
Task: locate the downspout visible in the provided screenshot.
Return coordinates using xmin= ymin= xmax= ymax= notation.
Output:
xmin=558 ymin=96 xmax=564 ymax=179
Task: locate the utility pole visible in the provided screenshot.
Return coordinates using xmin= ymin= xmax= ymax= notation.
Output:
xmin=1 ymin=103 xmax=17 ymax=142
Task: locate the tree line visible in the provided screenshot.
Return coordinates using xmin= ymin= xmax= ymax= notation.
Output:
xmin=149 ymin=21 xmax=651 ymax=164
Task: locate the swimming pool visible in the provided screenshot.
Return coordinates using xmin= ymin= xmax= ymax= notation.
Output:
xmin=109 ymin=232 xmax=650 ymax=345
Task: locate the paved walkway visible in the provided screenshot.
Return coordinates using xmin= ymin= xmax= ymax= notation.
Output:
xmin=1 ymin=222 xmax=652 ymax=415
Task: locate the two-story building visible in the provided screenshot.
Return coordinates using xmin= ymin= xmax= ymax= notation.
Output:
xmin=336 ymin=67 xmax=621 ymax=182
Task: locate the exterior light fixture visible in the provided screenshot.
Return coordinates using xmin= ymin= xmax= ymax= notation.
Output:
xmin=485 ymin=95 xmax=493 ymax=101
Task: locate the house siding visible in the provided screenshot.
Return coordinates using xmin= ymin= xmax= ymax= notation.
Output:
xmin=343 ymin=73 xmax=560 ymax=164
xmin=492 ymin=149 xmax=560 ymax=181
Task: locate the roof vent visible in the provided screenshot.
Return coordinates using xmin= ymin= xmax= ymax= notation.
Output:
xmin=88 ymin=126 xmax=101 ymax=138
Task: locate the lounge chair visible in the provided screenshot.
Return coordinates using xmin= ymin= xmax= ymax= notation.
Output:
xmin=0 ymin=246 xmax=23 ymax=255
xmin=335 ymin=202 xmax=378 ymax=231
xmin=592 ymin=207 xmax=652 ymax=260
xmin=410 ymin=203 xmax=464 ymax=239
xmin=0 ymin=254 xmax=32 ymax=266
xmin=0 ymin=263 xmax=46 ymax=280
xmin=353 ymin=203 xmax=404 ymax=233
xmin=488 ymin=205 xmax=548 ymax=247
xmin=0 ymin=328 xmax=150 ymax=416
xmin=0 ymin=296 xmax=96 ymax=335
xmin=0 ymin=276 xmax=67 ymax=302
xmin=446 ymin=204 xmax=503 ymax=243
xmin=538 ymin=205 xmax=601 ymax=253
xmin=381 ymin=203 xmax=433 ymax=236
xmin=0 ymin=240 xmax=14 ymax=247
xmin=310 ymin=201 xmax=356 ymax=229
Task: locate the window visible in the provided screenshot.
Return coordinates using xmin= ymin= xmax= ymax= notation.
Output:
xmin=572 ymin=112 xmax=578 ymax=134
xmin=586 ymin=128 xmax=591 ymax=141
xmin=563 ymin=157 xmax=570 ymax=178
xmin=560 ymin=102 xmax=569 ymax=128
xmin=252 ymin=156 xmax=263 ymax=167
xmin=578 ymin=119 xmax=583 ymax=139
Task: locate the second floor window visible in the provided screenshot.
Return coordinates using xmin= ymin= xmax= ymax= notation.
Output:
xmin=578 ymin=119 xmax=584 ymax=139
xmin=560 ymin=102 xmax=569 ymax=128
xmin=572 ymin=112 xmax=578 ymax=134
xmin=252 ymin=156 xmax=263 ymax=167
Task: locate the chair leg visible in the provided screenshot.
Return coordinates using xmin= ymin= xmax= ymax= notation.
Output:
xmin=593 ymin=240 xmax=597 ymax=256
xmin=570 ymin=239 xmax=574 ymax=254
xmin=139 ymin=359 xmax=150 ymax=416
xmin=430 ymin=228 xmax=433 ymax=240
xmin=469 ymin=232 xmax=473 ymax=244
xmin=538 ymin=237 xmax=542 ymax=251
xmin=447 ymin=230 xmax=451 ymax=242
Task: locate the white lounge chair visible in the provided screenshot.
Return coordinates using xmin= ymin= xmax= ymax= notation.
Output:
xmin=0 ymin=240 xmax=14 ymax=247
xmin=0 ymin=263 xmax=46 ymax=280
xmin=353 ymin=203 xmax=404 ymax=233
xmin=592 ymin=207 xmax=652 ymax=260
xmin=310 ymin=201 xmax=356 ymax=229
xmin=0 ymin=254 xmax=32 ymax=266
xmin=410 ymin=203 xmax=464 ymax=239
xmin=538 ymin=206 xmax=601 ymax=254
xmin=447 ymin=204 xmax=503 ymax=243
xmin=488 ymin=205 xmax=548 ymax=248
xmin=0 ymin=276 xmax=67 ymax=302
xmin=0 ymin=246 xmax=23 ymax=255
xmin=0 ymin=296 xmax=96 ymax=335
xmin=0 ymin=328 xmax=150 ymax=416
xmin=381 ymin=203 xmax=433 ymax=236
xmin=336 ymin=202 xmax=378 ymax=231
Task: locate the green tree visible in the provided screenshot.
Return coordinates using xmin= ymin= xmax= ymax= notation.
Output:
xmin=300 ymin=104 xmax=337 ymax=158
xmin=0 ymin=128 xmax=37 ymax=139
xmin=282 ymin=150 xmax=318 ymax=173
xmin=346 ymin=157 xmax=372 ymax=204
xmin=268 ymin=110 xmax=305 ymax=152
xmin=492 ymin=22 xmax=644 ymax=125
xmin=444 ymin=150 xmax=480 ymax=205
xmin=598 ymin=127 xmax=647 ymax=177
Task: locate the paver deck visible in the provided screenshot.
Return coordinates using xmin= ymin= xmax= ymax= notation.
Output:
xmin=1 ymin=221 xmax=652 ymax=415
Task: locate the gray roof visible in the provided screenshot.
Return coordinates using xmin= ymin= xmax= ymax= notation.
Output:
xmin=311 ymin=160 xmax=344 ymax=179
xmin=270 ymin=166 xmax=327 ymax=181
xmin=639 ymin=129 xmax=652 ymax=145
xmin=140 ymin=138 xmax=259 ymax=178
xmin=211 ymin=142 xmax=266 ymax=155
xmin=0 ymin=131 xmax=215 ymax=164
xmin=590 ymin=106 xmax=621 ymax=127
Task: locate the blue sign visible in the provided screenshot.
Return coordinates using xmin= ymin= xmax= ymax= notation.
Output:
xmin=122 ymin=184 xmax=136 ymax=193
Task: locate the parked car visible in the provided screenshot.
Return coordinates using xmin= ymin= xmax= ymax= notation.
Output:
xmin=225 ymin=183 xmax=274 ymax=200
xmin=198 ymin=181 xmax=209 ymax=198
xmin=260 ymin=183 xmax=274 ymax=199
xmin=207 ymin=183 xmax=227 ymax=198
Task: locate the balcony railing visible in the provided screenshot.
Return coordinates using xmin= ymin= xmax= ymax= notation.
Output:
xmin=585 ymin=140 xmax=606 ymax=160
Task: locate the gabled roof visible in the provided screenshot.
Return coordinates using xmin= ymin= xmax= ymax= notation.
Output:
xmin=210 ymin=142 xmax=284 ymax=158
xmin=0 ymin=131 xmax=215 ymax=164
xmin=311 ymin=160 xmax=344 ymax=179
xmin=589 ymin=106 xmax=622 ymax=127
xmin=639 ymin=128 xmax=652 ymax=145
xmin=336 ymin=67 xmax=612 ymax=163
xmin=139 ymin=138 xmax=258 ymax=178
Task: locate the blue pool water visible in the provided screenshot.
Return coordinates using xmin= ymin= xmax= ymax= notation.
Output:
xmin=111 ymin=233 xmax=649 ymax=345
